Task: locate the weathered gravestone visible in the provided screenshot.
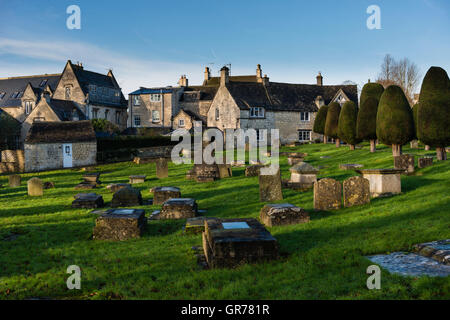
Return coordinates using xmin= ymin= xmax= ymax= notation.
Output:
xmin=156 ymin=158 xmax=169 ymax=179
xmin=106 ymin=183 xmax=131 ymax=193
xmin=259 ymin=168 xmax=283 ymax=202
xmin=72 ymin=193 xmax=104 ymax=209
xmin=152 ymin=187 xmax=181 ymax=205
xmin=153 ymin=198 xmax=198 ymax=219
xmin=27 ymin=177 xmax=43 ymax=196
xmin=194 ymin=164 xmax=220 ymax=182
xmin=8 ymin=174 xmax=21 ymax=187
xmin=343 ymin=176 xmax=370 ymax=207
xmin=92 ymin=209 xmax=147 ymax=241
xmin=202 ymin=218 xmax=279 ymax=268
xmin=357 ymin=169 xmax=403 ymax=198
xmin=260 ymin=203 xmax=309 ymax=227
xmin=217 ymin=164 xmax=232 ymax=178
xmin=129 ymin=175 xmax=146 ymax=184
xmin=111 ymin=187 xmax=143 ymax=207
xmin=245 ymin=165 xmax=265 ymax=177
xmin=394 ymin=154 xmax=415 ymax=174
xmin=313 ymin=178 xmax=341 ymax=211
xmin=418 ymin=157 xmax=433 ymax=168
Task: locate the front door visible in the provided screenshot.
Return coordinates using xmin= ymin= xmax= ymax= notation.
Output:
xmin=63 ymin=144 xmax=73 ymax=168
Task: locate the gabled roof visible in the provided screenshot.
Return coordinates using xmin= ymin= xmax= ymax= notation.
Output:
xmin=203 ymin=75 xmax=259 ymax=86
xmin=47 ymin=99 xmax=86 ymax=121
xmin=0 ymin=74 xmax=61 ymax=108
xmin=180 ymin=86 xmax=219 ymax=102
xmin=174 ymin=109 xmax=205 ymax=124
xmin=25 ymin=120 xmax=96 ymax=144
xmin=226 ymin=82 xmax=271 ymax=109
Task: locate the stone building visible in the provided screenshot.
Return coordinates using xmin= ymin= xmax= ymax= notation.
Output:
xmin=24 ymin=121 xmax=97 ymax=172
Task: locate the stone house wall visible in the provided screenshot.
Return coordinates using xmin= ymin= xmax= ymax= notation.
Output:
xmin=173 ymin=111 xmax=194 ymax=130
xmin=20 ymin=101 xmax=61 ymax=142
xmin=207 ymin=86 xmax=241 ymax=130
xmin=0 ymin=149 xmax=25 ymax=173
xmin=129 ymin=92 xmax=180 ymax=128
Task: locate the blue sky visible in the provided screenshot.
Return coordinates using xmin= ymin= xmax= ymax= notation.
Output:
xmin=0 ymin=0 xmax=449 ymax=95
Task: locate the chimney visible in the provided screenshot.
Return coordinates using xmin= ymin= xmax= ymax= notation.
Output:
xmin=220 ymin=66 xmax=229 ymax=86
xmin=315 ymin=95 xmax=324 ymax=108
xmin=316 ymin=72 xmax=323 ymax=86
xmin=262 ymin=74 xmax=270 ymax=86
xmin=256 ymin=64 xmax=263 ymax=79
xmin=204 ymin=67 xmax=211 ymax=81
xmin=178 ymin=75 xmax=188 ymax=87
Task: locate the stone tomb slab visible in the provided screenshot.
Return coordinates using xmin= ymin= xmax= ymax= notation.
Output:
xmin=202 ymin=218 xmax=279 ymax=268
xmin=92 ymin=209 xmax=147 ymax=241
xmin=356 ymin=169 xmax=403 ymax=198
xmin=129 ymin=175 xmax=146 ymax=184
xmin=393 ymin=154 xmax=415 ymax=174
xmin=418 ymin=157 xmax=433 ymax=168
xmin=27 ymin=177 xmax=43 ymax=196
xmin=343 ymin=176 xmax=370 ymax=207
xmin=260 ymin=203 xmax=310 ymax=227
xmin=152 ymin=186 xmax=181 ymax=205
xmin=339 ymin=164 xmax=364 ymax=171
xmin=313 ymin=178 xmax=341 ymax=211
xmin=72 ymin=193 xmax=104 ymax=209
xmin=288 ymin=162 xmax=318 ymax=189
xmin=107 ymin=183 xmax=131 ymax=193
xmin=8 ymin=174 xmax=21 ymax=187
xmin=157 ymin=198 xmax=198 ymax=219
xmin=83 ymin=173 xmax=101 ymax=184
xmin=111 ymin=187 xmax=143 ymax=208
xmin=259 ymin=169 xmax=283 ymax=202
xmin=185 ymin=216 xmax=219 ymax=234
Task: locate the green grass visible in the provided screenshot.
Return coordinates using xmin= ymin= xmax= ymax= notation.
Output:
xmin=0 ymin=143 xmax=449 ymax=300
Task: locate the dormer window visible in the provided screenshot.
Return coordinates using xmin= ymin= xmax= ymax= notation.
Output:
xmin=11 ymin=92 xmax=19 ymax=98
xmin=39 ymin=79 xmax=48 ymax=87
xmin=150 ymin=94 xmax=161 ymax=102
xmin=250 ymin=107 xmax=265 ymax=118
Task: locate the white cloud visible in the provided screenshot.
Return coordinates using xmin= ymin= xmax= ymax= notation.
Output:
xmin=0 ymin=37 xmax=205 ymax=94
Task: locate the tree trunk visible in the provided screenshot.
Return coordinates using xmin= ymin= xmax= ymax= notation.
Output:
xmin=349 ymin=145 xmax=355 ymax=150
xmin=425 ymin=145 xmax=430 ymax=151
xmin=436 ymin=147 xmax=447 ymax=161
xmin=323 ymin=135 xmax=327 ymax=144
xmin=335 ymin=139 xmax=340 ymax=148
xmin=392 ymin=144 xmax=402 ymax=157
xmin=370 ymin=140 xmax=376 ymax=153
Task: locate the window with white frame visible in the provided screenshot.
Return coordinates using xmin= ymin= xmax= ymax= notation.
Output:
xmin=25 ymin=101 xmax=33 ymax=115
xmin=299 ymin=130 xmax=311 ymax=141
xmin=179 ymin=119 xmax=185 ymax=127
xmin=133 ymin=95 xmax=141 ymax=106
xmin=150 ymin=94 xmax=161 ymax=102
xmin=300 ymin=112 xmax=310 ymax=121
xmin=152 ymin=110 xmax=160 ymax=122
xmin=250 ymin=107 xmax=265 ymax=118
xmin=256 ymin=129 xmax=266 ymax=142
xmin=134 ymin=115 xmax=141 ymax=127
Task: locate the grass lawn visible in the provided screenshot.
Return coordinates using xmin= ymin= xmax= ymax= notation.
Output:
xmin=0 ymin=143 xmax=449 ymax=300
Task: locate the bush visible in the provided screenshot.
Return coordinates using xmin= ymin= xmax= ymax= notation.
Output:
xmin=360 ymin=82 xmax=384 ymax=107
xmin=417 ymin=66 xmax=450 ymax=160
xmin=357 ymin=97 xmax=379 ymax=141
xmin=324 ymin=102 xmax=341 ymax=139
xmin=376 ymin=85 xmax=414 ymax=155
xmin=338 ymin=101 xmax=360 ymax=148
xmin=91 ymin=119 xmax=120 ymax=135
xmin=313 ymin=105 xmax=328 ymax=134
xmin=97 ymin=135 xmax=176 ymax=152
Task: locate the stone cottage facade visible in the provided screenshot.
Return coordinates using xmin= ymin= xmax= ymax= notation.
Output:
xmin=24 ymin=121 xmax=97 ymax=172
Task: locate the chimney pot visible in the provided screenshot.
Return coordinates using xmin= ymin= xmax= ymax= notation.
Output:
xmin=220 ymin=66 xmax=229 ymax=86
xmin=316 ymin=72 xmax=323 ymax=86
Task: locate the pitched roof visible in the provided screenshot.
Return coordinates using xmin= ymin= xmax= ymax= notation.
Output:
xmin=175 ymin=109 xmax=205 ymax=123
xmin=203 ymin=75 xmax=259 ymax=86
xmin=47 ymin=99 xmax=87 ymax=121
xmin=0 ymin=74 xmax=61 ymax=108
xmin=25 ymin=120 xmax=96 ymax=144
xmin=180 ymin=85 xmax=219 ymax=102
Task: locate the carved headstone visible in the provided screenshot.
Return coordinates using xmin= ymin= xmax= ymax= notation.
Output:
xmin=152 ymin=187 xmax=181 ymax=205
xmin=259 ymin=168 xmax=283 ymax=202
xmin=394 ymin=154 xmax=415 ymax=174
xmin=156 ymin=158 xmax=169 ymax=179
xmin=418 ymin=157 xmax=433 ymax=168
xmin=111 ymin=187 xmax=143 ymax=207
xmin=343 ymin=176 xmax=370 ymax=207
xmin=313 ymin=178 xmax=341 ymax=211
xmin=27 ymin=177 xmax=43 ymax=196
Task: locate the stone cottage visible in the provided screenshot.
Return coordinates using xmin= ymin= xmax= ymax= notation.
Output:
xmin=24 ymin=121 xmax=97 ymax=172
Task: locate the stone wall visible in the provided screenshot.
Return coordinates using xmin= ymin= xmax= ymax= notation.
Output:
xmin=207 ymin=87 xmax=241 ymax=130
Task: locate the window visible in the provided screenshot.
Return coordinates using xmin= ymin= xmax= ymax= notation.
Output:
xmin=250 ymin=107 xmax=265 ymax=118
xmin=336 ymin=94 xmax=346 ymax=105
xmin=25 ymin=101 xmax=33 ymax=115
xmin=115 ymin=111 xmax=121 ymax=125
xmin=298 ymin=130 xmax=311 ymax=142
xmin=33 ymin=117 xmax=45 ymax=122
xmin=256 ymin=129 xmax=266 ymax=142
xmin=92 ymin=108 xmax=99 ymax=119
xmin=152 ymin=110 xmax=160 ymax=122
xmin=300 ymin=112 xmax=310 ymax=122
xmin=39 ymin=79 xmax=48 ymax=87
xmin=134 ymin=115 xmax=141 ymax=127
xmin=215 ymin=108 xmax=220 ymax=121
xmin=11 ymin=92 xmax=19 ymax=98
xmin=17 ymin=92 xmax=23 ymax=98
xmin=104 ymin=109 xmax=110 ymax=120
xmin=150 ymin=94 xmax=161 ymax=102
xmin=133 ymin=95 xmax=141 ymax=106
xmin=65 ymin=86 xmax=71 ymax=99
xmin=178 ymin=119 xmax=185 ymax=127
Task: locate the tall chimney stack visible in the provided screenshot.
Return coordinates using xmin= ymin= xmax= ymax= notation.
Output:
xmin=256 ymin=64 xmax=263 ymax=79
xmin=220 ymin=66 xmax=229 ymax=86
xmin=316 ymin=72 xmax=323 ymax=86
xmin=178 ymin=75 xmax=188 ymax=87
xmin=204 ymin=67 xmax=211 ymax=81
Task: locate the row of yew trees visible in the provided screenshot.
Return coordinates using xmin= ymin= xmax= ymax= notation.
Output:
xmin=313 ymin=66 xmax=450 ymax=160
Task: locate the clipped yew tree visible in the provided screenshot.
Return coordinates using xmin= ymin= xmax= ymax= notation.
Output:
xmin=313 ymin=105 xmax=328 ymax=143
xmin=324 ymin=102 xmax=341 ymax=147
xmin=338 ymin=101 xmax=360 ymax=150
xmin=357 ymin=82 xmax=384 ymax=152
xmin=412 ymin=103 xmax=419 ymax=139
xmin=417 ymin=66 xmax=450 ymax=160
xmin=376 ymin=85 xmax=414 ymax=156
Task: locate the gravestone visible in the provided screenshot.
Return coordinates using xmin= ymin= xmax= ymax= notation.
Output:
xmin=339 ymin=164 xmax=364 ymax=171
xmin=156 ymin=158 xmax=169 ymax=179
xmin=288 ymin=162 xmax=318 ymax=190
xmin=203 ymin=218 xmax=279 ymax=268
xmin=185 ymin=216 xmax=219 ymax=235
xmin=260 ymin=203 xmax=310 ymax=227
xmin=27 ymin=177 xmax=43 ymax=197
xmin=8 ymin=174 xmax=21 ymax=187
xmin=186 ymin=168 xmax=196 ymax=180
xmin=245 ymin=165 xmax=265 ymax=177
xmin=155 ymin=198 xmax=198 ymax=219
xmin=410 ymin=140 xmax=419 ymax=149
xmin=394 ymin=154 xmax=415 ymax=174
xmin=287 ymin=153 xmax=305 ymax=166
xmin=129 ymin=175 xmax=146 ymax=184
xmin=194 ymin=164 xmax=220 ymax=182
xmin=72 ymin=193 xmax=104 ymax=209
xmin=107 ymin=183 xmax=131 ymax=193
xmin=259 ymin=168 xmax=283 ymax=202
xmin=92 ymin=209 xmax=147 ymax=241
xmin=357 ymin=169 xmax=403 ymax=198
xmin=152 ymin=187 xmax=181 ymax=205
xmin=418 ymin=157 xmax=433 ymax=168
xmin=343 ymin=176 xmax=370 ymax=207
xmin=217 ymin=164 xmax=232 ymax=178
xmin=111 ymin=187 xmax=143 ymax=207
xmin=313 ymin=178 xmax=341 ymax=211
xmin=75 ymin=173 xmax=101 ymax=189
